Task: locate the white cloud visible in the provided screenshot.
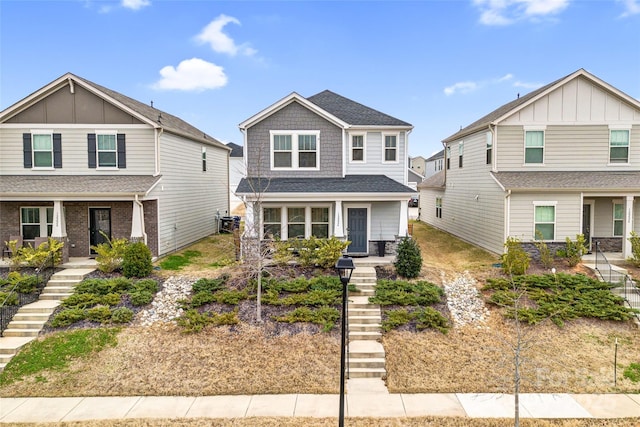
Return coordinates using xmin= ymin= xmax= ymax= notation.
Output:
xmin=121 ymin=0 xmax=150 ymax=10
xmin=195 ymin=14 xmax=256 ymax=56
xmin=152 ymin=58 xmax=228 ymax=91
xmin=444 ymin=73 xmax=540 ymax=96
xmin=618 ymin=0 xmax=640 ymax=17
xmin=473 ymin=0 xmax=570 ymax=26
xmin=444 ymin=81 xmax=478 ymax=96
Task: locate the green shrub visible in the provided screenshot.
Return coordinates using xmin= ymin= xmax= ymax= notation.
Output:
xmin=370 ymin=280 xmax=443 ymax=306
xmin=627 ymin=231 xmax=640 ymax=267
xmin=501 ymin=237 xmax=530 ymax=275
xmin=15 ymin=237 xmax=64 ymax=267
xmin=51 ymin=308 xmax=86 ymax=327
xmin=212 ymin=289 xmax=249 ymax=305
xmin=86 ymin=305 xmax=112 ymax=323
xmin=274 ymin=306 xmax=339 ymax=332
xmin=394 ymin=237 xmax=422 ymax=279
xmin=623 ymin=363 xmax=640 ymax=383
xmin=533 ymin=231 xmax=554 ymax=269
xmin=101 ymin=293 xmax=122 ymax=306
xmin=92 ymin=234 xmax=129 ymax=273
xmin=111 ymin=307 xmax=134 ymax=324
xmin=414 ymin=307 xmax=449 ymax=333
xmin=129 ymin=290 xmax=153 ymax=306
xmin=0 ymin=291 xmax=19 ymax=306
xmin=74 ymin=278 xmax=133 ymax=296
xmin=273 ymin=237 xmax=349 ymax=268
xmin=381 ymin=309 xmax=414 ymax=332
xmin=189 ymin=291 xmax=216 ymax=308
xmin=556 ymin=234 xmax=587 ymax=267
xmin=210 ymin=310 xmax=240 ymax=326
xmin=177 ymin=309 xmax=239 ymax=333
xmin=315 ymin=237 xmax=350 ymax=269
xmin=62 ymin=293 xmax=103 ymax=309
xmin=122 ymin=242 xmax=153 ymax=278
xmin=192 ymin=278 xmax=225 ymax=293
xmin=134 ymin=279 xmax=158 ymax=294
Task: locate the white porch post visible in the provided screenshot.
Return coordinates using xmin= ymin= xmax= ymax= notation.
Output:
xmin=623 ymin=195 xmax=634 ymax=259
xmin=399 ymin=200 xmax=409 ymax=237
xmin=334 ymin=200 xmax=344 ymax=238
xmin=131 ymin=197 xmax=147 ymax=244
xmin=244 ymin=201 xmax=257 ymax=238
xmin=51 ymin=200 xmax=68 ymax=262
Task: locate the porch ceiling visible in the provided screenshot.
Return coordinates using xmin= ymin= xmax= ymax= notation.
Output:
xmin=491 ymin=171 xmax=640 ymax=192
xmin=0 ymin=175 xmax=162 ymax=198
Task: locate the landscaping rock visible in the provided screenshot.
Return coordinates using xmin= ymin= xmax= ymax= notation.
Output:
xmin=136 ymin=276 xmax=195 ymax=326
xmin=442 ymin=271 xmax=489 ymax=327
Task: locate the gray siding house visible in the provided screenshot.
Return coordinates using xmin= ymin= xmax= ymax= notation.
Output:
xmin=419 ymin=69 xmax=640 ymax=259
xmin=0 ymin=73 xmax=230 ymax=259
xmin=236 ymin=91 xmax=414 ymax=256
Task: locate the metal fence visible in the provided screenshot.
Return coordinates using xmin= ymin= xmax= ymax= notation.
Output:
xmin=0 ymin=253 xmax=56 ymax=335
xmin=594 ymin=241 xmax=640 ymax=321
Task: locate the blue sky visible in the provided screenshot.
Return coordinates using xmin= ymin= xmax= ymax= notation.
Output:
xmin=1 ymin=0 xmax=639 ymax=158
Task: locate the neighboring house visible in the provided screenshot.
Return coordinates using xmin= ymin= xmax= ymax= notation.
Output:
xmin=419 ymin=69 xmax=640 ymax=259
xmin=0 ymin=73 xmax=230 ymax=260
xmin=409 ymin=155 xmax=426 ymax=175
xmin=407 ymin=168 xmax=425 ymax=191
xmin=227 ymin=142 xmax=245 ymax=216
xmin=236 ymin=90 xmax=414 ymax=256
xmin=423 ymin=149 xmax=445 ymax=178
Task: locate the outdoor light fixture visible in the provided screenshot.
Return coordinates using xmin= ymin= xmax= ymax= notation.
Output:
xmin=334 ymin=254 xmax=355 ymax=427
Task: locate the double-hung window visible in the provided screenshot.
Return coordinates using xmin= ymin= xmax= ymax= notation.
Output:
xmin=21 ymin=207 xmax=53 ymax=240
xmin=88 ymin=133 xmax=126 ymax=169
xmin=383 ymin=134 xmax=398 ymax=162
xmin=435 ymin=197 xmax=443 ymax=219
xmin=23 ymin=132 xmax=62 ymax=169
xmin=534 ymin=204 xmax=555 ymax=240
xmin=458 ymin=141 xmax=464 ymax=168
xmin=271 ymin=131 xmax=319 ymax=169
xmin=446 ymin=146 xmax=451 ymax=169
xmin=97 ymin=134 xmax=117 ymax=167
xmin=525 ymin=130 xmax=544 ymax=164
xmin=486 ymin=132 xmax=493 ymax=165
xmin=609 ymin=129 xmax=630 ymax=164
xmin=613 ymin=203 xmax=624 ymax=236
xmin=202 ymin=147 xmax=207 ymax=172
xmin=311 ymin=207 xmax=329 ymax=238
xmin=287 ymin=207 xmax=306 ymax=238
xmin=263 ymin=208 xmax=282 ymax=239
xmin=33 ymin=133 xmax=53 ymax=168
xmin=351 ymin=134 xmax=365 ymax=162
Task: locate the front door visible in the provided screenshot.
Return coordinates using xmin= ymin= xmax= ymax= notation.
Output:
xmin=582 ymin=204 xmax=591 ymax=252
xmin=347 ymin=208 xmax=367 ymax=254
xmin=89 ymin=208 xmax=111 ymax=254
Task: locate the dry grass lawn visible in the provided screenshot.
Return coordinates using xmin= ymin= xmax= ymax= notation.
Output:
xmin=1 ymin=221 xmax=639 ymax=399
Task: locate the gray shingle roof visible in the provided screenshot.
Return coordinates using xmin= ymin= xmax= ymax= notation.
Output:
xmin=425 ymin=149 xmax=444 ymax=162
xmin=0 ymin=175 xmax=161 ymax=195
xmin=306 ymin=90 xmax=412 ymax=127
xmin=226 ymin=142 xmax=243 ymax=157
xmin=417 ymin=171 xmax=445 ymax=189
xmin=491 ymin=171 xmax=640 ymax=191
xmin=71 ymin=74 xmax=228 ymax=150
xmin=236 ymin=175 xmax=415 ymax=194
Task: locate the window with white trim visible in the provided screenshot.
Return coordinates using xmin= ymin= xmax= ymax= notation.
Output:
xmin=613 ymin=203 xmax=624 ymax=236
xmin=311 ymin=207 xmax=329 ymax=238
xmin=287 ymin=207 xmax=306 ymax=238
xmin=525 ymin=130 xmax=544 ymax=164
xmin=609 ymin=129 xmax=630 ymax=163
xmin=32 ymin=133 xmax=53 ymax=168
xmin=458 ymin=141 xmax=464 ymax=168
xmin=271 ymin=131 xmax=319 ymax=169
xmin=383 ymin=134 xmax=397 ymax=162
xmin=350 ymin=134 xmax=365 ymax=162
xmin=446 ymin=146 xmax=451 ymax=170
xmin=97 ymin=134 xmax=117 ymax=167
xmin=263 ymin=207 xmax=281 ymax=239
xmin=534 ymin=205 xmax=555 ymax=240
xmin=21 ymin=207 xmax=53 ymax=240
xmin=202 ymin=147 xmax=207 ymax=172
xmin=486 ymin=132 xmax=493 ymax=165
xmin=435 ymin=197 xmax=442 ymax=219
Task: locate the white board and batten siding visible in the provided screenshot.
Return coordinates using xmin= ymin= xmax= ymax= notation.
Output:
xmin=508 ymin=193 xmax=582 ymax=242
xmin=370 ymin=201 xmax=402 ymax=241
xmin=345 ymin=131 xmax=407 ymax=185
xmin=149 ymin=132 xmax=229 ymax=256
xmin=421 ymin=130 xmax=506 ymax=254
xmin=0 ymin=125 xmax=155 ymax=175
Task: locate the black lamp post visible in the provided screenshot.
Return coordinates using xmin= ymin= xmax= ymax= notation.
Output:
xmin=334 ymin=254 xmax=355 ymax=427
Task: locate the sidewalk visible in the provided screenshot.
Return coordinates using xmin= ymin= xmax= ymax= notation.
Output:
xmin=1 ymin=392 xmax=639 ymax=423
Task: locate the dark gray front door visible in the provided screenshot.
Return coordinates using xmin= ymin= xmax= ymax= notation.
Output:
xmin=89 ymin=208 xmax=111 ymax=254
xmin=347 ymin=208 xmax=367 ymax=254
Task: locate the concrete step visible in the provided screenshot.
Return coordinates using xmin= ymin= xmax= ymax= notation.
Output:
xmin=50 ymin=268 xmax=95 ymax=280
xmin=3 ymin=329 xmax=40 ymax=337
xmin=348 ymin=315 xmax=381 ymax=325
xmin=348 ymin=357 xmax=386 ymax=369
xmin=351 ymin=267 xmax=377 ymax=276
xmin=7 ymin=320 xmax=47 ymax=330
xmin=348 ymin=296 xmax=373 ymax=306
xmin=0 ymin=354 xmax=14 ymax=364
xmin=349 ymin=323 xmax=381 ymax=333
xmin=348 ymin=367 xmax=386 ymax=378
xmin=0 ymin=363 xmax=6 ymax=371
xmin=0 ymin=337 xmax=34 ymax=355
xmin=13 ymin=312 xmax=52 ymax=322
xmin=349 ymin=331 xmax=382 ymax=341
xmin=18 ymin=300 xmax=60 ymax=313
xmin=38 ymin=293 xmax=72 ymax=301
xmin=351 ymin=277 xmax=377 ymax=284
xmin=347 ymin=377 xmax=389 ymax=394
xmin=41 ymin=286 xmax=75 ymax=294
xmin=351 ymin=289 xmax=374 ymax=297
xmin=348 ymin=308 xmax=380 ymax=316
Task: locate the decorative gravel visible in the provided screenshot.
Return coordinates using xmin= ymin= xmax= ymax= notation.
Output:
xmin=442 ymin=271 xmax=489 ymax=327
xmin=136 ymin=276 xmax=196 ymax=326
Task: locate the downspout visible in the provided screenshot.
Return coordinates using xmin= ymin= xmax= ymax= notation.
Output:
xmin=154 ymin=127 xmax=163 ymax=176
xmin=240 ymin=127 xmax=248 ymax=176
xmin=342 ymin=128 xmax=347 ymax=177
xmin=404 ymin=129 xmax=412 ymax=186
xmin=134 ymin=194 xmax=148 ymax=244
xmin=505 ymin=189 xmax=511 ymax=245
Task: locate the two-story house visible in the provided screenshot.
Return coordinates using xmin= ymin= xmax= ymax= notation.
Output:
xmin=236 ymin=90 xmax=414 ymax=256
xmin=418 ymin=69 xmax=640 ymax=259
xmin=0 ymin=73 xmax=230 ymax=259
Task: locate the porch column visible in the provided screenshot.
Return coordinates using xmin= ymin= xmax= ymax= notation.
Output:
xmin=131 ymin=197 xmax=147 ymax=244
xmin=51 ymin=200 xmax=69 ymax=262
xmin=244 ymin=201 xmax=257 ymax=238
xmin=623 ymin=195 xmax=634 ymax=259
xmin=399 ymin=200 xmax=409 ymax=237
xmin=334 ymin=200 xmax=344 ymax=238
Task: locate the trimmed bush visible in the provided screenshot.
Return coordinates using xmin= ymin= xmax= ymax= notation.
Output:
xmin=122 ymin=242 xmax=153 ymax=278
xmin=111 ymin=307 xmax=134 ymax=324
xmin=129 ymin=290 xmax=154 ymax=306
xmin=394 ymin=237 xmax=422 ymax=279
xmin=501 ymin=237 xmax=530 ymax=275
xmin=51 ymin=308 xmax=86 ymax=327
xmin=86 ymin=305 xmax=112 ymax=323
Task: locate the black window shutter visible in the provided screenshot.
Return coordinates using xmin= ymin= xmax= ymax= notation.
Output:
xmin=53 ymin=133 xmax=62 ymax=168
xmin=23 ymin=133 xmax=32 ymax=168
xmin=117 ymin=134 xmax=126 ymax=168
xmin=88 ymin=134 xmax=97 ymax=168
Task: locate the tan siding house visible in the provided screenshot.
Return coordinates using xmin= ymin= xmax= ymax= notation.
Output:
xmin=0 ymin=73 xmax=230 ymax=259
xmin=419 ymin=69 xmax=640 ymax=258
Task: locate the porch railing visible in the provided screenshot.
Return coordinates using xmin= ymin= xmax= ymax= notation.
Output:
xmin=0 ymin=252 xmax=56 ymax=335
xmin=593 ymin=241 xmax=640 ymax=321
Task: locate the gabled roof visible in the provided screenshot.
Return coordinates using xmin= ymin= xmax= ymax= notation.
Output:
xmin=0 ymin=73 xmax=229 ymax=151
xmin=236 ymin=175 xmax=415 ymax=194
xmin=443 ymin=68 xmax=640 ymax=143
xmin=239 ymin=90 xmax=412 ymax=130
xmin=425 ymin=149 xmax=444 ymax=162
xmin=491 ymin=171 xmax=640 ymax=191
xmin=226 ymin=142 xmax=243 ymax=157
xmin=417 ymin=170 xmax=445 ymax=189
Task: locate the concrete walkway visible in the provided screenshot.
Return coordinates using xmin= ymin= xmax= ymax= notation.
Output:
xmin=1 ymin=392 xmax=639 ymax=422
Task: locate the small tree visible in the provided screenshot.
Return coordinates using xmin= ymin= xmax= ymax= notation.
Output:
xmin=501 ymin=237 xmax=530 ymax=276
xmin=122 ymin=242 xmax=153 ymax=278
xmin=533 ymin=231 xmax=554 ymax=269
xmin=556 ymin=234 xmax=587 ymax=267
xmin=394 ymin=237 xmax=422 ymax=279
